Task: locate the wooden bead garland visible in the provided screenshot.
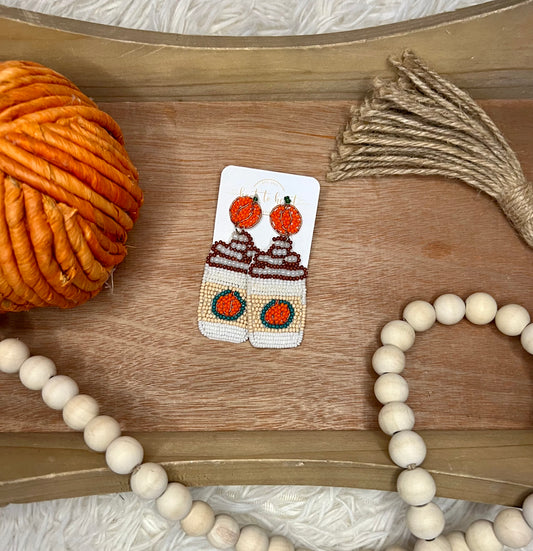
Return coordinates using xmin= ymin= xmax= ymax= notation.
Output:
xmin=0 ymin=291 xmax=532 ymax=550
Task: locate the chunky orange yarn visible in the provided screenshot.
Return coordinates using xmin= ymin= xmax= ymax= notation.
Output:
xmin=0 ymin=60 xmax=143 ymax=312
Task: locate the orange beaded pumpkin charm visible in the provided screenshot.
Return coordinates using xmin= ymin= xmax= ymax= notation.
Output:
xmin=270 ymin=196 xmax=302 ymax=235
xmin=230 ymin=195 xmax=262 ymax=230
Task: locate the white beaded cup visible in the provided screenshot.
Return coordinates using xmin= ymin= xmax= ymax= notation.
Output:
xmin=19 ymin=355 xmax=56 ymax=390
xmin=0 ymin=338 xmax=30 ymax=374
xmin=105 ymin=435 xmax=144 ymax=475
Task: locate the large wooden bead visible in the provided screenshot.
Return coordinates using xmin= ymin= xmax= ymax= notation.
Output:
xmin=397 ymin=467 xmax=436 ymax=506
xmin=413 ymin=536 xmax=452 ymax=551
xmin=41 ymin=375 xmax=79 ymax=410
xmin=130 ymin=462 xmax=168 ymax=500
xmin=433 ymin=294 xmax=465 ymax=325
xmin=493 ymin=507 xmax=533 ymax=548
xmin=155 ymin=482 xmax=192 ymax=521
xmin=520 ymin=323 xmax=533 ymax=354
xmin=105 ymin=435 xmax=144 ymax=475
xmin=403 ymin=300 xmax=436 ymax=332
xmin=389 ymin=430 xmax=427 ymax=468
xmin=465 ymin=292 xmax=497 ymax=325
xmin=374 ymin=373 xmax=409 ymax=404
xmin=235 ymin=525 xmax=269 ymax=551
xmin=0 ymin=338 xmax=30 ymax=373
xmin=465 ymin=520 xmax=503 ymax=551
xmin=180 ymin=500 xmax=216 ymax=537
xmin=523 ymin=493 xmax=533 ymax=528
xmin=84 ymin=415 xmax=121 ymax=452
xmin=207 ymin=514 xmax=240 ymax=549
xmin=372 ymin=344 xmax=406 ymax=375
xmin=19 ymin=355 xmax=56 ymax=390
xmin=494 ymin=304 xmax=530 ymax=336
xmin=445 ymin=531 xmax=470 ymax=551
xmin=378 ymin=401 xmax=415 ymax=435
xmin=380 ymin=320 xmax=415 ymax=351
xmin=268 ymin=535 xmax=295 ymax=551
xmin=62 ymin=394 xmax=99 ymax=430
xmin=407 ymin=502 xmax=445 ymax=540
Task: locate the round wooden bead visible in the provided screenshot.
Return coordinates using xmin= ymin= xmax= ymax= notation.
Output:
xmin=384 ymin=547 xmax=409 ymax=551
xmin=0 ymin=338 xmax=30 ymax=374
xmin=407 ymin=502 xmax=445 ymax=540
xmin=19 ymin=355 xmax=56 ymax=390
xmin=520 ymin=323 xmax=533 ymax=354
xmin=380 ymin=321 xmax=416 ymax=351
xmin=413 ymin=536 xmax=452 ymax=551
xmin=378 ymin=402 xmax=415 ymax=436
xmin=180 ymin=500 xmax=216 ymax=537
xmin=433 ymin=294 xmax=465 ymax=325
xmin=445 ymin=531 xmax=470 ymax=551
xmin=105 ymin=435 xmax=144 ymax=475
xmin=62 ymin=394 xmax=99 ymax=431
xmin=156 ymin=482 xmax=192 ymax=521
xmin=397 ymin=467 xmax=436 ymax=506
xmin=235 ymin=524 xmax=269 ymax=551
xmin=207 ymin=514 xmax=240 ymax=549
xmin=494 ymin=304 xmax=530 ymax=336
xmin=268 ymin=535 xmax=295 ymax=551
xmin=493 ymin=507 xmax=533 ymax=548
xmin=388 ymin=430 xmax=427 ymax=468
xmin=403 ymin=300 xmax=436 ymax=332
xmin=465 ymin=519 xmax=503 ymax=551
xmin=372 ymin=344 xmax=406 ymax=375
xmin=84 ymin=415 xmax=121 ymax=452
xmin=41 ymin=375 xmax=79 ymax=410
xmin=130 ymin=462 xmax=168 ymax=500
xmin=465 ymin=292 xmax=497 ymax=325
xmin=523 ymin=493 xmax=533 ymax=528
xmin=374 ymin=373 xmax=409 ymax=404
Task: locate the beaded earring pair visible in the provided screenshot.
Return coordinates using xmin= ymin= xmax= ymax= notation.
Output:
xmin=198 ymin=195 xmax=307 ymax=348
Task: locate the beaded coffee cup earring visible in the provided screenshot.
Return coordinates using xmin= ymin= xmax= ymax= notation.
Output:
xmin=198 ymin=195 xmax=261 ymax=343
xmin=248 ymin=196 xmax=308 ymax=348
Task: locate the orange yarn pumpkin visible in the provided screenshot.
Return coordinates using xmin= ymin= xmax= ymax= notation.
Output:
xmin=0 ymin=60 xmax=143 ymax=313
xmin=229 ymin=195 xmax=262 ymax=229
xmin=270 ymin=196 xmax=302 ymax=235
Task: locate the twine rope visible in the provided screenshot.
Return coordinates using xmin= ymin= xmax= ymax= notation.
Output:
xmin=327 ymin=50 xmax=533 ymax=248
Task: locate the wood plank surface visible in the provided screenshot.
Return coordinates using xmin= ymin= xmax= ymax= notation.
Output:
xmin=0 ymin=0 xmax=533 ymax=100
xmin=0 ymin=99 xmax=532 ymax=436
xmin=1 ymin=430 xmax=532 ymax=507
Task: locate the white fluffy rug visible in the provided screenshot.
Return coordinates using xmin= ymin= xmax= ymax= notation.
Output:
xmin=2 ymin=1 xmax=531 ymax=550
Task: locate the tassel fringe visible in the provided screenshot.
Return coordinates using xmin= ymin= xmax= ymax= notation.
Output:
xmin=327 ymin=50 xmax=533 ymax=248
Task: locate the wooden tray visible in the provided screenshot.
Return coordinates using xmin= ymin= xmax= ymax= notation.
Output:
xmin=1 ymin=0 xmax=532 ymax=507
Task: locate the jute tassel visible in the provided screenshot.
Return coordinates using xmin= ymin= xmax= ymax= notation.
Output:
xmin=327 ymin=50 xmax=533 ymax=248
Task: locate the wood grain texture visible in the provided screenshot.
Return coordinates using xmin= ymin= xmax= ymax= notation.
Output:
xmin=1 ymin=430 xmax=531 ymax=506
xmin=0 ymin=99 xmax=531 ymax=436
xmin=0 ymin=0 xmax=533 ymax=100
